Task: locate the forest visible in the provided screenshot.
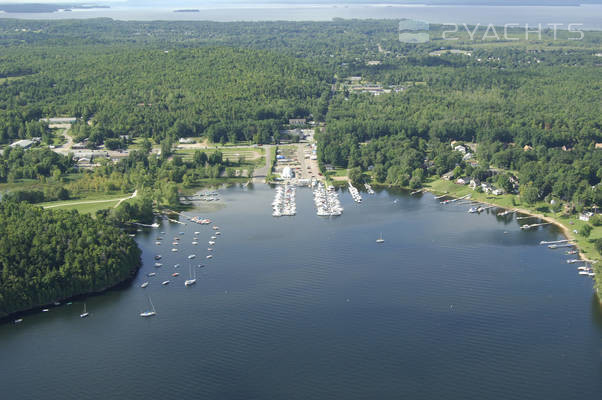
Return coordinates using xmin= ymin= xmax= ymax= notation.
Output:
xmin=0 ymin=17 xmax=600 ymax=273
xmin=0 ymin=201 xmax=141 ymax=318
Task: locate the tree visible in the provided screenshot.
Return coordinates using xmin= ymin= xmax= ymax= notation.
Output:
xmin=521 ymin=184 xmax=540 ymax=204
xmin=579 ymin=224 xmax=592 ymax=238
xmin=348 ymin=167 xmax=364 ymax=186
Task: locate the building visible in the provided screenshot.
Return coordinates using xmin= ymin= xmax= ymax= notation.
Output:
xmin=579 ymin=212 xmax=593 ymax=222
xmin=289 ymin=118 xmax=307 ymax=126
xmin=10 ymin=139 xmax=35 ymax=149
xmin=454 ymin=145 xmax=467 ymax=154
xmin=281 ymin=166 xmax=294 ymax=179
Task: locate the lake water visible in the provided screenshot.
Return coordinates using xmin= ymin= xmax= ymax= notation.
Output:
xmin=0 ymin=184 xmax=601 ymax=399
xmin=2 ymin=4 xmax=602 ymax=30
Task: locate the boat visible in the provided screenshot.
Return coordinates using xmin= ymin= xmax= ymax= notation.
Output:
xmin=206 ymin=255 xmax=213 ymax=259
xmin=215 ymin=232 xmax=221 ymax=235
xmin=141 ymin=282 xmax=149 ymax=288
xmin=155 ymin=241 xmax=161 ymax=245
xmin=154 ymin=262 xmax=163 ymax=267
xmin=42 ymin=308 xmax=49 ymax=312
xmin=140 ymin=296 xmax=157 ymax=317
xmin=80 ymin=303 xmax=89 ymax=318
xmin=208 ymin=241 xmax=216 ymax=245
xmin=161 ymin=280 xmax=170 ymax=286
xmin=578 ymin=271 xmax=590 ymax=276
xmin=172 ymin=273 xmax=179 ymax=277
xmin=14 ymin=318 xmax=23 ymax=324
xmin=154 ymin=255 xmax=162 ymax=260
xmin=192 ymin=241 xmax=198 ymax=245
xmin=468 ymin=206 xmax=478 ymax=213
xmin=208 ymin=248 xmax=213 ymax=251
xmin=188 ymin=254 xmax=196 ymax=259
xmin=185 ymin=264 xmax=197 ymax=287
xmin=376 ymin=233 xmax=385 ymax=243
xmin=147 ymin=272 xmax=156 ymax=277
xmin=212 ymin=226 xmax=219 ymax=230
xmin=194 ymin=231 xmax=200 ymax=235
xmin=171 ymin=248 xmax=178 ymax=252
xmin=53 ymin=302 xmax=60 ymax=306
xmin=211 ymin=236 xmax=217 ymax=240
xmin=174 ymin=264 xmax=180 ymax=268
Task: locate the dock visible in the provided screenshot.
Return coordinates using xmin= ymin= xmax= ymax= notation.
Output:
xmin=520 ymin=222 xmax=551 ymax=230
xmin=540 ymin=239 xmax=570 ymax=245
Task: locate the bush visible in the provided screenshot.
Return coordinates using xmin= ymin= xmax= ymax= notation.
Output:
xmin=590 ymin=214 xmax=602 ymax=226
xmin=579 ymin=224 xmax=592 ymax=238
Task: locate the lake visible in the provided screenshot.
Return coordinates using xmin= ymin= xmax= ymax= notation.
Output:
xmin=0 ymin=183 xmax=600 ymax=399
xmin=2 ymin=3 xmax=602 ymax=30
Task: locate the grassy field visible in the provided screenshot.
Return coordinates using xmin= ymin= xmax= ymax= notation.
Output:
xmin=39 ymin=192 xmax=130 ymax=214
xmin=174 ymin=147 xmax=264 ymax=165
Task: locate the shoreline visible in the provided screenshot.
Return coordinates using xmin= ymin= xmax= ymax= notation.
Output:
xmin=421 ymin=186 xmax=601 ymax=300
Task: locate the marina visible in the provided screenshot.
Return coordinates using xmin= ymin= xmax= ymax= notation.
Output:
xmin=313 ymin=182 xmax=343 ymax=216
xmin=348 ymin=182 xmax=362 ymax=203
xmin=1 ymin=184 xmax=600 ymax=400
xmin=272 ymin=185 xmax=297 ymax=217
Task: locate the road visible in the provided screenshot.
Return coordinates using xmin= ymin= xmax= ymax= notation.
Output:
xmin=43 ymin=190 xmax=137 ymax=209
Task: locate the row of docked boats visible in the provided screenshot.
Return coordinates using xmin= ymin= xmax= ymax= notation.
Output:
xmin=364 ymin=183 xmax=375 ymax=195
xmin=348 ymin=182 xmax=362 ymax=203
xmin=313 ymin=182 xmax=343 ymax=216
xmin=272 ymin=185 xmax=296 ymax=217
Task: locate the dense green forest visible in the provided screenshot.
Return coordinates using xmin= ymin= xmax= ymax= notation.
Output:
xmin=0 ymin=18 xmax=600 ymax=255
xmin=0 ymin=201 xmax=141 ymax=317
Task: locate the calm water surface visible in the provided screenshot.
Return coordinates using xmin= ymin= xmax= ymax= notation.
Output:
xmin=3 ymin=4 xmax=602 ymax=29
xmin=1 ymin=184 xmax=601 ymax=399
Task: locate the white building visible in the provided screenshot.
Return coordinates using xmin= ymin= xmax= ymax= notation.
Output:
xmin=281 ymin=166 xmax=294 ymax=179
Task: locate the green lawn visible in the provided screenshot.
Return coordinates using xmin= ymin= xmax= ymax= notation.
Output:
xmin=39 ymin=192 xmax=130 ymax=214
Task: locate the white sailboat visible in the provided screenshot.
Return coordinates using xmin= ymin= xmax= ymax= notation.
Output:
xmin=140 ymin=296 xmax=157 ymax=317
xmin=80 ymin=303 xmax=89 ymax=318
xmin=376 ymin=233 xmax=385 ymax=243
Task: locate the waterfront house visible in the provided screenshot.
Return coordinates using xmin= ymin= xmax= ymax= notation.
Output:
xmin=579 ymin=212 xmax=593 ymax=222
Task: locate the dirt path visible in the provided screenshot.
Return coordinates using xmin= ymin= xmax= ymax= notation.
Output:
xmin=44 ymin=190 xmax=137 ymax=209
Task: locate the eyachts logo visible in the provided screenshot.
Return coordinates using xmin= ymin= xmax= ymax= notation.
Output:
xmin=399 ymin=20 xmax=430 ymax=44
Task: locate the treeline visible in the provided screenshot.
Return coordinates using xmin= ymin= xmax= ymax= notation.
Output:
xmin=0 ymin=46 xmax=329 ymax=145
xmin=0 ymin=146 xmax=74 ymax=182
xmin=0 ymin=201 xmax=141 ymax=317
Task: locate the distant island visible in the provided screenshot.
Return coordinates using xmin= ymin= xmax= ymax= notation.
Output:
xmin=174 ymin=9 xmax=200 ymax=13
xmin=0 ymin=3 xmax=109 ymax=14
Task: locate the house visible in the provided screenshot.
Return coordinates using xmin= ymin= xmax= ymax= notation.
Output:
xmin=481 ymin=183 xmax=493 ymax=194
xmin=579 ymin=212 xmax=593 ymax=222
xmin=289 ymin=118 xmax=307 ymax=126
xmin=456 ymin=178 xmax=466 ymax=185
xmin=454 ymin=145 xmax=466 ymax=154
xmin=178 ymin=138 xmax=194 ymax=144
xmin=595 ymin=143 xmax=602 ymax=149
xmin=462 ymin=152 xmax=473 ymax=161
xmin=469 ymin=179 xmax=479 ymax=190
xmin=492 ymin=188 xmax=505 ymax=196
xmin=523 ymin=145 xmax=533 ymax=151
xmin=442 ymin=171 xmax=454 ymax=181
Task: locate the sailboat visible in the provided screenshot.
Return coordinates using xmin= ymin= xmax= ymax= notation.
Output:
xmin=80 ymin=303 xmax=89 ymax=318
xmin=376 ymin=233 xmax=385 ymax=243
xmin=140 ymin=296 xmax=157 ymax=317
xmin=185 ymin=263 xmax=197 ymax=287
